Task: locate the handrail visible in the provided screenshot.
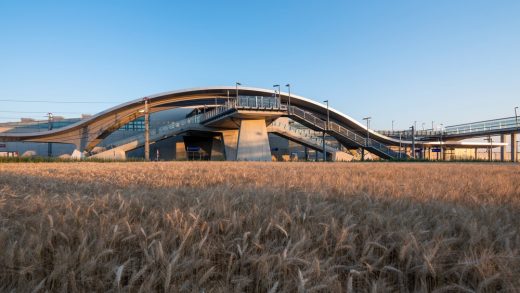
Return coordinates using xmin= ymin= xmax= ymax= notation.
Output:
xmin=288 ymin=105 xmax=403 ymax=158
xmin=269 ymin=120 xmax=339 ymax=152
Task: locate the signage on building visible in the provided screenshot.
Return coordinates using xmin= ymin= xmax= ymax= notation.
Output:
xmin=431 ymin=148 xmax=441 ymax=152
xmin=186 ymin=146 xmax=201 ymax=152
xmin=0 ymin=144 xmax=6 ymax=148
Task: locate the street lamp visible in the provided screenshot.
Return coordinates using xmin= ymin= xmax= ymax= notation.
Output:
xmin=323 ymin=100 xmax=330 ymax=130
xmin=363 ymin=116 xmax=371 ymax=145
xmin=440 ymin=123 xmax=444 ymax=160
xmin=515 ymin=106 xmax=518 ymax=130
xmin=47 ymin=112 xmax=53 ymax=157
xmin=285 ymin=84 xmax=291 ymax=112
xmin=410 ymin=125 xmax=415 ymax=159
xmin=392 ymin=120 xmax=394 ymax=132
xmin=235 ymin=82 xmax=241 ymax=104
xmin=273 ymin=84 xmax=281 ymax=107
xmin=323 ymin=100 xmax=329 ymax=162
xmin=422 ymin=122 xmax=425 ymax=131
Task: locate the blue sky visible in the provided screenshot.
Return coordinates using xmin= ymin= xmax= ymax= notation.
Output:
xmin=0 ymin=0 xmax=519 ymax=129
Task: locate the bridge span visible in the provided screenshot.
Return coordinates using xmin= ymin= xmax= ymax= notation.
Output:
xmin=0 ymin=86 xmax=510 ymax=161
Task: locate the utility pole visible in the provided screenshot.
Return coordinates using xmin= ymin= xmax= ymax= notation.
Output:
xmin=47 ymin=112 xmax=53 ymax=157
xmin=144 ymin=98 xmax=150 ymax=161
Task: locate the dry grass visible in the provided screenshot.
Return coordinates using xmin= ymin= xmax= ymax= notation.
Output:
xmin=0 ymin=162 xmax=519 ymax=292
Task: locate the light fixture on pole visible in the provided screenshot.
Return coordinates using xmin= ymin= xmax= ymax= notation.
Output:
xmin=285 ymin=84 xmax=291 ymax=112
xmin=392 ymin=120 xmax=394 ymax=132
xmin=273 ymin=84 xmax=280 ymax=105
xmin=362 ymin=117 xmax=371 ymax=161
xmin=143 ymin=97 xmax=150 ymax=161
xmin=515 ymin=106 xmax=518 ymax=130
xmin=440 ymin=123 xmax=444 ymax=160
xmin=362 ymin=117 xmax=371 ymax=146
xmin=322 ymin=100 xmax=330 ymax=162
xmin=323 ymin=100 xmax=330 ymax=130
xmin=235 ymin=82 xmax=241 ymax=104
xmin=410 ymin=125 xmax=416 ymax=159
xmin=47 ymin=112 xmax=53 ymax=157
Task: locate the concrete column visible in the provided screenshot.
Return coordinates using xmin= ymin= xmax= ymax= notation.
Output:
xmin=221 ymin=130 xmax=239 ymax=161
xmin=512 ymin=133 xmax=518 ymax=162
xmin=210 ymin=136 xmax=226 ymax=161
xmin=175 ymin=141 xmax=186 ymax=160
xmin=500 ymin=134 xmax=506 ymax=162
xmin=361 ymin=148 xmax=365 ymax=161
xmin=236 ymin=119 xmax=272 ymax=161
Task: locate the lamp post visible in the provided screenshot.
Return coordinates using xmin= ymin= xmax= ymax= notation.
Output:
xmin=143 ymin=97 xmax=150 ymax=161
xmin=410 ymin=125 xmax=415 ymax=159
xmin=399 ymin=132 xmax=402 ymax=159
xmin=513 ymin=107 xmax=519 ymax=163
xmin=515 ymin=106 xmax=518 ymax=130
xmin=273 ymin=84 xmax=280 ymax=106
xmin=235 ymin=82 xmax=241 ymax=105
xmin=323 ymin=100 xmax=329 ymax=162
xmin=47 ymin=112 xmax=53 ymax=157
xmin=363 ymin=117 xmax=371 ymax=160
xmin=422 ymin=122 xmax=425 ymax=131
xmin=392 ymin=120 xmax=394 ymax=132
xmin=285 ymin=84 xmax=291 ymax=113
xmin=440 ymin=123 xmax=444 ymax=160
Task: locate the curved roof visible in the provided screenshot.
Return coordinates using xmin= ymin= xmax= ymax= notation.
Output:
xmin=0 ymin=86 xmax=501 ymax=150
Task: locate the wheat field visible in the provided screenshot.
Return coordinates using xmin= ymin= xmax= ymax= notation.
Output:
xmin=0 ymin=162 xmax=519 ymax=292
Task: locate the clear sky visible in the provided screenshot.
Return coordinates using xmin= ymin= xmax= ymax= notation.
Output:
xmin=0 ymin=0 xmax=519 ymax=129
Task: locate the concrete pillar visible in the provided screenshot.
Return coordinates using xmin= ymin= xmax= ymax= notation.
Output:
xmin=512 ymin=133 xmax=518 ymax=162
xmin=361 ymin=148 xmax=365 ymax=161
xmin=500 ymin=134 xmax=506 ymax=162
xmin=210 ymin=136 xmax=226 ymax=161
xmin=175 ymin=141 xmax=186 ymax=160
xmin=221 ymin=130 xmax=239 ymax=161
xmin=236 ymin=119 xmax=272 ymax=161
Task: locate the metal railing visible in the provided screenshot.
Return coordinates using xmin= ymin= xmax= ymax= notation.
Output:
xmin=378 ymin=116 xmax=520 ymax=138
xmin=444 ymin=116 xmax=519 ymax=136
xmin=105 ymin=96 xmax=286 ymax=149
xmin=288 ymin=105 xmax=403 ymax=158
xmin=270 ymin=120 xmax=339 ymax=152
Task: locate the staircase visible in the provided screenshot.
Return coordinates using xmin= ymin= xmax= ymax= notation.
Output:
xmin=288 ymin=106 xmax=405 ymax=159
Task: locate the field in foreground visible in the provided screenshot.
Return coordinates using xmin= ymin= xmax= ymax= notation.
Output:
xmin=0 ymin=162 xmax=519 ymax=292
